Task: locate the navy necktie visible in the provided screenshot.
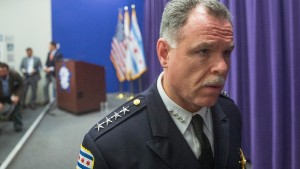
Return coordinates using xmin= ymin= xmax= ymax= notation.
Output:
xmin=192 ymin=114 xmax=214 ymax=169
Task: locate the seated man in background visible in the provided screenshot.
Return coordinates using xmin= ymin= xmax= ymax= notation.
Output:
xmin=20 ymin=47 xmax=42 ymax=109
xmin=0 ymin=62 xmax=23 ymax=132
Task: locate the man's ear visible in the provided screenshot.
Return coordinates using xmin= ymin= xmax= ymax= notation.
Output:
xmin=156 ymin=38 xmax=170 ymax=68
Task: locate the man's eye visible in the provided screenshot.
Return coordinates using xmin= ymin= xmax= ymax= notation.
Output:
xmin=223 ymin=50 xmax=232 ymax=58
xmin=198 ymin=49 xmax=210 ymax=56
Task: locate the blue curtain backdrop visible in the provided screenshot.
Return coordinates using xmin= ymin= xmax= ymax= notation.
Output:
xmin=143 ymin=0 xmax=169 ymax=87
xmin=144 ymin=0 xmax=300 ymax=169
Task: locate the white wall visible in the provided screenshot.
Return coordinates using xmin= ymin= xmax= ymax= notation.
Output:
xmin=0 ymin=0 xmax=52 ymax=103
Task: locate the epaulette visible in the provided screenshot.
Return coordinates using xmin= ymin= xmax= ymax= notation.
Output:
xmin=219 ymin=90 xmax=234 ymax=102
xmin=89 ymin=95 xmax=146 ymax=140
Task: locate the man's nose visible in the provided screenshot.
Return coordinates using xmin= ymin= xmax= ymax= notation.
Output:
xmin=211 ymin=55 xmax=229 ymax=74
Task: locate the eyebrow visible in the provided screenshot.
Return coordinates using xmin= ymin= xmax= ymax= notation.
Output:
xmin=189 ymin=42 xmax=214 ymax=52
xmin=189 ymin=41 xmax=235 ymax=52
xmin=196 ymin=42 xmax=214 ymax=48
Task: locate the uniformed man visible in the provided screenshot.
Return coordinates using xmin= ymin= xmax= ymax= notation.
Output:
xmin=77 ymin=0 xmax=243 ymax=168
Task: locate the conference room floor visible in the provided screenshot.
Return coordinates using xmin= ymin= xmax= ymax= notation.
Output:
xmin=0 ymin=106 xmax=42 ymax=165
xmin=1 ymin=94 xmax=124 ymax=169
xmin=1 ymin=94 xmax=251 ymax=169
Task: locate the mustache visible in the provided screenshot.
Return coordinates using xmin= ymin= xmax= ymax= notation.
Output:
xmin=201 ymin=76 xmax=225 ymax=87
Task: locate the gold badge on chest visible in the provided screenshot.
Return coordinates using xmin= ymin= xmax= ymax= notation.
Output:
xmin=239 ymin=148 xmax=247 ymax=169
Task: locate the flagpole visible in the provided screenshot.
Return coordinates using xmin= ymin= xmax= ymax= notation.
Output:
xmin=138 ymin=76 xmax=143 ymax=93
xmin=128 ymin=73 xmax=134 ymax=100
xmin=129 ymin=80 xmax=134 ymax=99
xmin=117 ymin=81 xmax=124 ymax=99
xmin=110 ymin=8 xmax=128 ymax=100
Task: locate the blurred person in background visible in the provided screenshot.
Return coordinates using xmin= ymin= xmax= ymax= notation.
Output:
xmin=20 ymin=47 xmax=42 ymax=109
xmin=43 ymin=41 xmax=63 ymax=105
xmin=0 ymin=62 xmax=23 ymax=132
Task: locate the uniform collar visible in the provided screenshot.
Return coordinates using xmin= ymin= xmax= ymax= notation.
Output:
xmin=156 ymin=72 xmax=212 ymax=135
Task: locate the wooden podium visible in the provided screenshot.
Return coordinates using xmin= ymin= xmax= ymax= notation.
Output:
xmin=56 ymin=60 xmax=106 ymax=114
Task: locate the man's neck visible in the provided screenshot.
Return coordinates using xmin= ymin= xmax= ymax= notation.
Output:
xmin=1 ymin=75 xmax=8 ymax=80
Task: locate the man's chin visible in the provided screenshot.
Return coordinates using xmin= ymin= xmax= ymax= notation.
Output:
xmin=195 ymin=96 xmax=219 ymax=107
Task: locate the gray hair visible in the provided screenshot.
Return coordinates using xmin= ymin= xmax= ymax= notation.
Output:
xmin=160 ymin=0 xmax=232 ymax=47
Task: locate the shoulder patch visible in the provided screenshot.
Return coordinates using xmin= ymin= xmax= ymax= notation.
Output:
xmin=220 ymin=90 xmax=234 ymax=102
xmin=77 ymin=144 xmax=94 ymax=169
xmin=90 ymin=96 xmax=146 ymax=139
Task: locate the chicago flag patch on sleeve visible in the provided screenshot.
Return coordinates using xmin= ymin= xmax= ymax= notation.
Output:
xmin=76 ymin=144 xmax=94 ymax=169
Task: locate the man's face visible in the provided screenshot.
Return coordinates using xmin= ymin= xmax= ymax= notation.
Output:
xmin=159 ymin=5 xmax=234 ymax=112
xmin=27 ymin=50 xmax=33 ymax=57
xmin=49 ymin=44 xmax=55 ymax=51
xmin=0 ymin=67 xmax=9 ymax=79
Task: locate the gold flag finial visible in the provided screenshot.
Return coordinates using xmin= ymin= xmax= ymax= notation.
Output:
xmin=239 ymin=148 xmax=247 ymax=169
